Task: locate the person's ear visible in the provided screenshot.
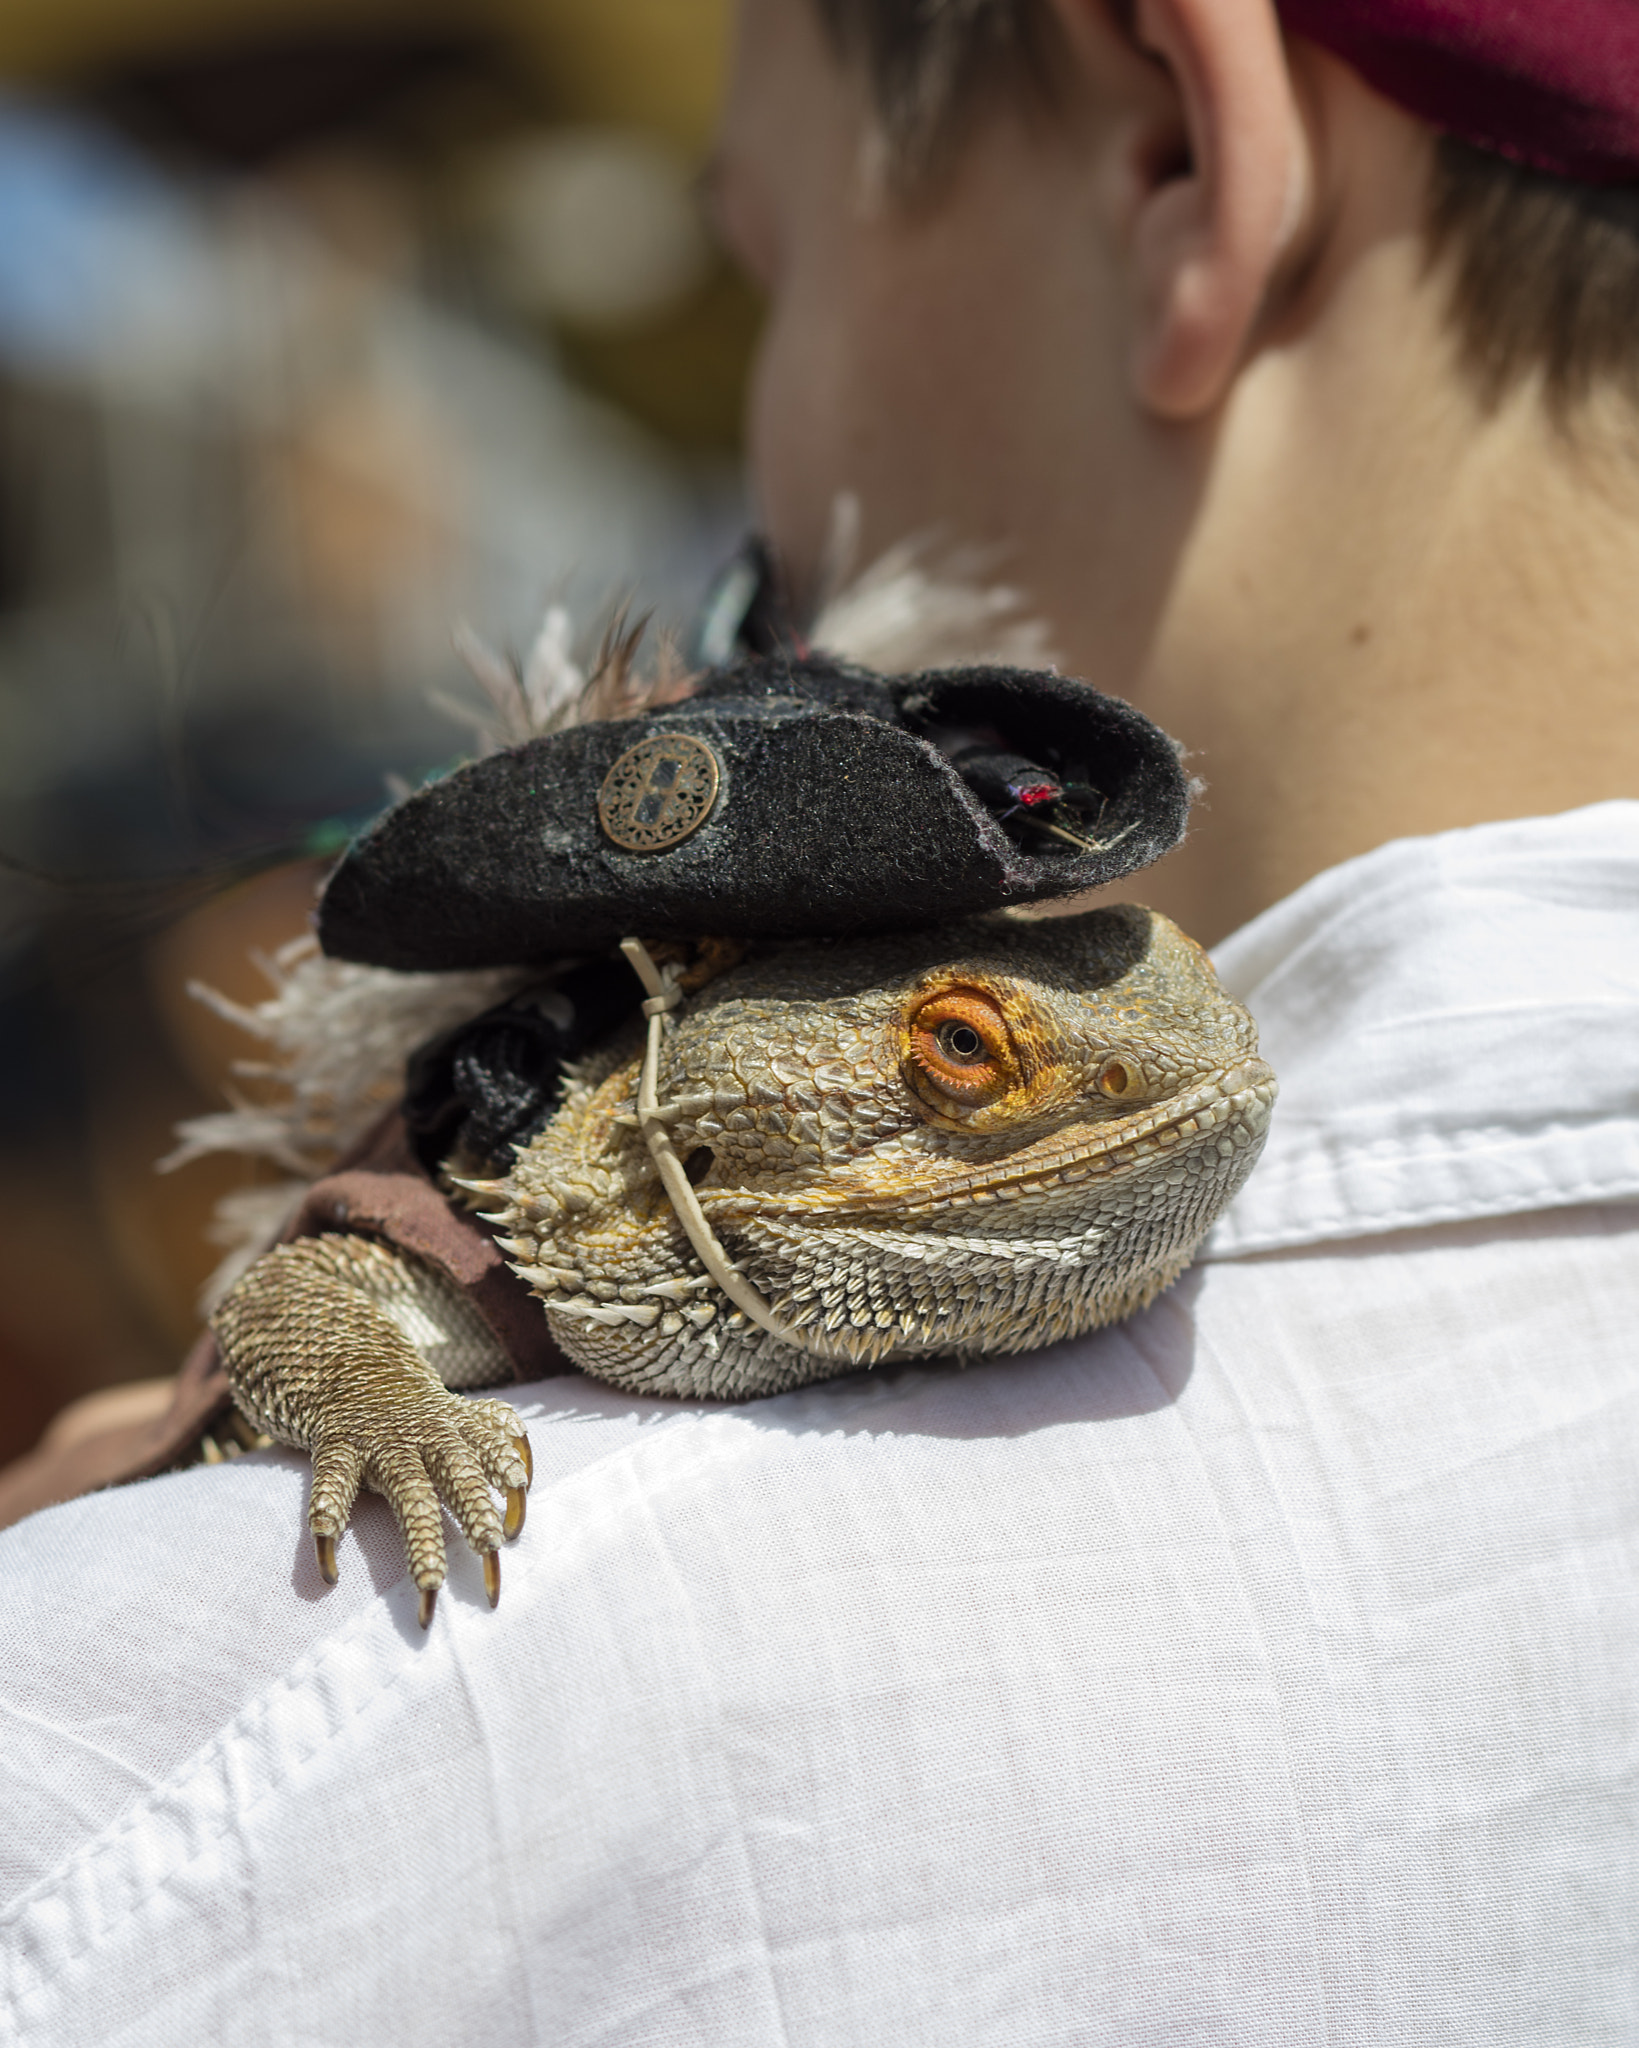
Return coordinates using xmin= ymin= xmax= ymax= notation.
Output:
xmin=1055 ymin=0 xmax=1312 ymax=418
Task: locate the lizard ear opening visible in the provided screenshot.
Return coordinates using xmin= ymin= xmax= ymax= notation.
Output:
xmin=1096 ymin=1056 xmax=1144 ymax=1100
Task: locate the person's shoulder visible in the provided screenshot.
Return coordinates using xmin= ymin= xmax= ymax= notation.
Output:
xmin=0 ymin=1341 xmax=1173 ymax=1918
xmin=5 ymin=1258 xmax=1636 ymax=2043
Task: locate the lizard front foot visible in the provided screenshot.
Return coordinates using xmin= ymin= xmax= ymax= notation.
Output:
xmin=212 ymin=1235 xmax=532 ymax=1625
xmin=307 ymin=1387 xmax=531 ymax=1626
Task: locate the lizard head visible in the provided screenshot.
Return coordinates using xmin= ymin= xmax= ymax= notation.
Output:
xmin=499 ymin=906 xmax=1275 ymax=1400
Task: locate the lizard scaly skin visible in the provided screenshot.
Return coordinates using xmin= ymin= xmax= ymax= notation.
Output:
xmin=212 ymin=904 xmax=1275 ymax=1618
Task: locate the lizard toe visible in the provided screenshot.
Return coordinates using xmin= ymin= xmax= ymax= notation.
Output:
xmin=368 ymin=1443 xmax=448 ymax=1608
xmin=456 ymin=1402 xmax=531 ymax=1536
xmin=423 ymin=1432 xmax=506 ymax=1569
xmin=460 ymin=1400 xmax=530 ymax=1475
xmin=308 ymin=1438 xmax=365 ymax=1584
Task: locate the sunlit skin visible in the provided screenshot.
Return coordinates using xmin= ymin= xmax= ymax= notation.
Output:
xmin=709 ymin=0 xmax=1639 ymax=944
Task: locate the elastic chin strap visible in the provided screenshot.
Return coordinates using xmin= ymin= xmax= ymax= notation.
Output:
xmin=619 ymin=937 xmax=827 ymax=1359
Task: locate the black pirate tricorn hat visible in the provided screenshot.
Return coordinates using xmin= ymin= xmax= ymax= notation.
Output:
xmin=317 ymin=655 xmax=1190 ymax=972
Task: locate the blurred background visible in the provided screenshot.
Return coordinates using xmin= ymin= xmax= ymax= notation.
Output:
xmin=0 ymin=0 xmax=756 ymax=1468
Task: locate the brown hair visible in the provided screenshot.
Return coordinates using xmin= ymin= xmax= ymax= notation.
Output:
xmin=1427 ymin=135 xmax=1639 ymax=410
xmin=809 ymin=0 xmax=1061 ymax=182
xmin=812 ymin=0 xmax=1639 ymax=411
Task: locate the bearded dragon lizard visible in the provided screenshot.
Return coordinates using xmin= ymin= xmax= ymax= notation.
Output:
xmin=211 ymin=902 xmax=1275 ymax=1624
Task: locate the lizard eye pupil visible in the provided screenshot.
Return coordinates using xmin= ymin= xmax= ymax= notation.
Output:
xmin=939 ymin=1022 xmax=985 ymax=1061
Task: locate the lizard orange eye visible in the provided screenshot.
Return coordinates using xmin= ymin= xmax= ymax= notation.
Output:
xmin=907 ymin=989 xmax=1019 ymax=1109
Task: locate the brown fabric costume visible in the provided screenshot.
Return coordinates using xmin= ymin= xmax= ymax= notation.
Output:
xmin=0 ymin=1113 xmax=573 ymax=1530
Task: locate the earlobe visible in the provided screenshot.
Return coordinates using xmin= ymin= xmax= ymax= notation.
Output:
xmin=1120 ymin=0 xmax=1310 ymax=418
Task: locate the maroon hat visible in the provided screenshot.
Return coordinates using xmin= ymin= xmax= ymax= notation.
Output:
xmin=1279 ymin=0 xmax=1639 ymax=183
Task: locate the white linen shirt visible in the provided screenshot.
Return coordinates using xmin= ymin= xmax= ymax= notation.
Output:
xmin=2 ymin=802 xmax=1637 ymax=2048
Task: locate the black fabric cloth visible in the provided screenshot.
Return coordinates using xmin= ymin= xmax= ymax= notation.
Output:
xmin=401 ymin=957 xmax=640 ymax=1176
xmin=318 ymin=656 xmax=1191 ymax=972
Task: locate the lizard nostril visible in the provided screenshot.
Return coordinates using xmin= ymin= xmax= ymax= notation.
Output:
xmin=683 ymin=1147 xmax=715 ymax=1186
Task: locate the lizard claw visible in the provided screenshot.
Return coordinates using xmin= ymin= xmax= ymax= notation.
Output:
xmin=504 ymin=1485 xmax=527 ymax=1540
xmin=308 ymin=1438 xmax=364 ymax=1583
xmin=483 ymin=1550 xmax=501 ymax=1608
xmin=418 ymin=1585 xmax=438 ymax=1629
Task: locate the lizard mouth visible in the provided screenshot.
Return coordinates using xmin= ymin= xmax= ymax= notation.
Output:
xmin=714 ymin=1057 xmax=1278 ymax=1221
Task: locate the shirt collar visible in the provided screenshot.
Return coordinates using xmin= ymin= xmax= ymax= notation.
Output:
xmin=1201 ymin=801 xmax=1639 ymax=1258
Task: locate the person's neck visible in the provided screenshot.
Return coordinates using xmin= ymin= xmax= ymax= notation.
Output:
xmin=1054 ymin=284 xmax=1639 ymax=946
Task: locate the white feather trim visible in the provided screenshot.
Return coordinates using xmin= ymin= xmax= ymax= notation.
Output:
xmin=165 ymin=935 xmax=530 ymax=1308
